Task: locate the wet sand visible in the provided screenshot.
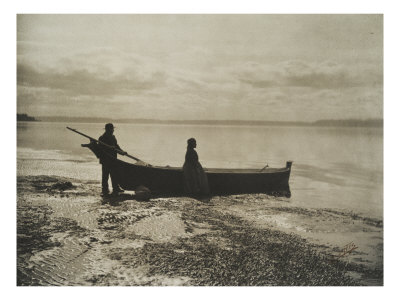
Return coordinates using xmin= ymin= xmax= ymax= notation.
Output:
xmin=17 ymin=175 xmax=383 ymax=286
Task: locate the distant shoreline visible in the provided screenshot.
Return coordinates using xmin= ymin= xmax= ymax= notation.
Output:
xmin=17 ymin=113 xmax=38 ymax=122
xmin=18 ymin=116 xmax=383 ymax=128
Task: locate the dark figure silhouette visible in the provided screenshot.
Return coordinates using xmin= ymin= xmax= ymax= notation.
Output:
xmin=98 ymin=123 xmax=126 ymax=195
xmin=183 ymin=138 xmax=209 ymax=196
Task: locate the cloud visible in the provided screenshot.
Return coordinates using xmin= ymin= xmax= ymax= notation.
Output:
xmin=17 ymin=62 xmax=166 ymax=97
xmin=17 ymin=46 xmax=383 ymax=121
xmin=232 ymin=60 xmax=382 ymax=90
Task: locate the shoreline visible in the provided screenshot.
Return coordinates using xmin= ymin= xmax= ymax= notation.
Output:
xmin=17 ymin=175 xmax=383 ymax=286
xmin=17 ymin=119 xmax=384 ymax=129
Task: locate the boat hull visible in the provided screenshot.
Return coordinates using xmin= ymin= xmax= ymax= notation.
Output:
xmin=114 ymin=160 xmax=291 ymax=195
xmin=83 ymin=143 xmax=292 ymax=196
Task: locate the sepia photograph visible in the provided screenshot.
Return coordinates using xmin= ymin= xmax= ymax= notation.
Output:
xmin=16 ymin=13 xmax=383 ymax=287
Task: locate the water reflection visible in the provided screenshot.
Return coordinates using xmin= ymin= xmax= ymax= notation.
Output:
xmin=17 ymin=121 xmax=30 ymax=131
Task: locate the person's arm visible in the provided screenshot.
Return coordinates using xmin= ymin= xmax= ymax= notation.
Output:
xmin=114 ymin=136 xmax=127 ymax=155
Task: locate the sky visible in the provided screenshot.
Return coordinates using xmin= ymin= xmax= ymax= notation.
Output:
xmin=17 ymin=14 xmax=383 ymax=122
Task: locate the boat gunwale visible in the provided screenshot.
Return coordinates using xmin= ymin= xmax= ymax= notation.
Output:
xmin=117 ymin=158 xmax=290 ymax=174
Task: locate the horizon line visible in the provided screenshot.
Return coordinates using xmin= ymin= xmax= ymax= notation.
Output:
xmin=17 ymin=114 xmax=383 ymax=127
xmin=20 ymin=114 xmax=383 ymax=123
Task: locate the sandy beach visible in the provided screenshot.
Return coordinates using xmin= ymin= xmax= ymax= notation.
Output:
xmin=17 ymin=175 xmax=383 ymax=286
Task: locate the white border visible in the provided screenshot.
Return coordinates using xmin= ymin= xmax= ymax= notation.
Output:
xmin=4 ymin=1 xmax=398 ymax=299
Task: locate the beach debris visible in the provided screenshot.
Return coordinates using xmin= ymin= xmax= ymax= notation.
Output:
xmin=48 ymin=181 xmax=75 ymax=191
xmin=24 ymin=176 xmax=76 ymax=193
xmin=135 ymin=185 xmax=151 ymax=201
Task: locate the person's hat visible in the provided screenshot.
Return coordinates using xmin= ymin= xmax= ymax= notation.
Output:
xmin=105 ymin=123 xmax=115 ymax=130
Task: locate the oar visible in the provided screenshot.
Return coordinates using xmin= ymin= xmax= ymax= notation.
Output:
xmin=259 ymin=163 xmax=269 ymax=172
xmin=66 ymin=126 xmax=147 ymax=164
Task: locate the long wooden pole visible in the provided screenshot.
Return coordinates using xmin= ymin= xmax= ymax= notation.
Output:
xmin=66 ymin=126 xmax=145 ymax=163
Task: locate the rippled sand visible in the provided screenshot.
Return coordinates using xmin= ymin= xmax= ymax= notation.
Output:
xmin=17 ymin=175 xmax=383 ymax=286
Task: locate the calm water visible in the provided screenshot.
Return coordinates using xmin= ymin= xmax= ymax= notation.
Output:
xmin=17 ymin=121 xmax=383 ymax=218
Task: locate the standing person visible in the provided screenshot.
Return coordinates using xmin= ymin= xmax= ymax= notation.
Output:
xmin=183 ymin=138 xmax=209 ymax=196
xmin=99 ymin=123 xmax=126 ymax=195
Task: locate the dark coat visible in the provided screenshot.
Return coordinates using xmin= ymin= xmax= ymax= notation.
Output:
xmin=98 ymin=133 xmax=121 ymax=164
xmin=183 ymin=147 xmax=209 ymax=195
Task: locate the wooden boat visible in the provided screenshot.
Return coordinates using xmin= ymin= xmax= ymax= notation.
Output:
xmin=82 ymin=142 xmax=292 ymax=197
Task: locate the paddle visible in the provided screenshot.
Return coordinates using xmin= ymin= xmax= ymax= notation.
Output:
xmin=66 ymin=126 xmax=148 ymax=164
xmin=259 ymin=164 xmax=269 ymax=172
